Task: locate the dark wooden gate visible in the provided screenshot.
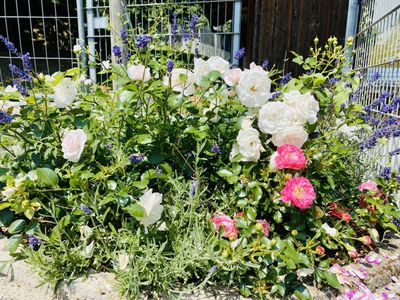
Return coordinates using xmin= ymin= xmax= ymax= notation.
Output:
xmin=241 ymin=0 xmax=349 ymax=73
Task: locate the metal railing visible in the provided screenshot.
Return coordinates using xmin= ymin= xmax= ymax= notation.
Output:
xmin=354 ymin=0 xmax=400 ymax=172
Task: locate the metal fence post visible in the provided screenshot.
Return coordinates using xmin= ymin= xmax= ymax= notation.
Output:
xmin=86 ymin=0 xmax=97 ymax=82
xmin=232 ymin=0 xmax=242 ymax=66
xmin=76 ymin=0 xmax=87 ymax=73
xmin=110 ymin=0 xmax=127 ymax=90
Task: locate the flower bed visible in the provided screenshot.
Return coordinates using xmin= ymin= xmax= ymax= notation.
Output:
xmin=0 ymin=28 xmax=400 ymax=300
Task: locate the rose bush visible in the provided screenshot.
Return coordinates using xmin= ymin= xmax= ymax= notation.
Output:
xmin=0 ymin=23 xmax=399 ymax=300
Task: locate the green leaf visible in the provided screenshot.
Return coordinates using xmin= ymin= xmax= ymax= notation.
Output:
xmin=0 ymin=202 xmax=11 ymax=211
xmin=107 ymin=180 xmax=117 ymax=191
xmin=0 ymin=210 xmax=14 ymax=226
xmin=324 ymin=271 xmax=341 ymax=289
xmin=8 ymin=219 xmax=26 ymax=234
xmin=292 ymin=55 xmax=304 ymax=65
xmin=136 ymin=134 xmax=153 ymax=144
xmin=294 ymin=285 xmax=312 ymax=300
xmin=24 ymin=207 xmax=35 ymax=220
xmin=64 ymin=68 xmax=80 ymax=76
xmin=124 ymin=203 xmax=146 ymax=219
xmin=217 ymin=169 xmax=238 ymax=184
xmin=35 ymin=168 xmax=59 ymax=187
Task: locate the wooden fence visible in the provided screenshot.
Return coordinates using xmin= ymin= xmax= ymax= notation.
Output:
xmin=241 ymin=0 xmax=349 ymax=74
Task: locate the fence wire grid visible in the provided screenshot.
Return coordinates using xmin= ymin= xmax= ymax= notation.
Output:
xmin=0 ymin=0 xmax=78 ymax=84
xmin=354 ymin=0 xmax=400 ymax=173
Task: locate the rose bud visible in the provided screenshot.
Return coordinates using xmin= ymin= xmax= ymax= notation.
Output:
xmin=359 ymin=236 xmax=373 ymax=245
xmin=316 ymin=246 xmax=325 ymax=255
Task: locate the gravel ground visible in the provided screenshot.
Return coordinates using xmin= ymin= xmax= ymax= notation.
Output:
xmin=2 ymin=234 xmax=400 ymax=299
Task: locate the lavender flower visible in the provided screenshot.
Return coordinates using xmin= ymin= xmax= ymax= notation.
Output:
xmin=171 ymin=12 xmax=178 ymax=35
xmin=189 ymin=180 xmax=198 ymax=198
xmin=194 ymin=48 xmax=199 ymax=58
xmin=129 ymin=155 xmax=143 ymax=163
xmin=280 ymin=72 xmax=292 ymax=85
xmin=27 ymin=234 xmax=42 ymax=248
xmin=396 ymin=174 xmax=400 ymax=183
xmin=8 ymin=64 xmax=32 ymax=82
xmin=21 ymin=52 xmax=32 ymax=71
xmin=389 ymin=148 xmax=400 ymax=156
xmin=380 ymin=167 xmax=392 ymax=180
xmin=210 ymin=145 xmax=221 ymax=154
xmin=136 ymin=34 xmax=152 ymax=50
xmin=189 ymin=14 xmax=199 ymax=31
xmin=13 ymin=80 xmax=28 ymax=96
xmin=393 ymin=96 xmax=400 ymax=105
xmin=261 ymin=59 xmax=269 ymax=69
xmin=345 ymin=82 xmax=352 ymax=89
xmin=120 ymin=28 xmax=129 ymax=44
xmin=372 ymin=71 xmax=380 ymax=81
xmin=208 ymin=265 xmax=217 ymax=274
xmin=105 ymin=143 xmax=112 ymax=150
xmin=272 ymin=92 xmax=281 ymax=99
xmin=166 ymin=60 xmax=174 ymax=73
xmin=80 ymin=204 xmax=93 ymax=215
xmin=234 ymin=47 xmax=245 ymax=60
xmin=0 ymin=111 xmax=12 ymax=123
xmin=328 ymin=77 xmax=340 ymax=86
xmin=0 ymin=35 xmax=18 ymax=54
xmin=112 ymin=45 xmax=122 ymax=57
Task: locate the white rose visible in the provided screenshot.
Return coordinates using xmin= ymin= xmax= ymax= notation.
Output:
xmin=61 ymin=129 xmax=87 ymax=162
xmin=1 ymin=186 xmax=17 ymax=199
xmin=4 ymin=85 xmax=18 ymax=93
xmin=53 ymin=78 xmax=78 ymax=108
xmin=258 ymin=102 xmax=297 ymax=134
xmin=101 ymin=60 xmax=111 ymax=71
xmin=249 ymin=62 xmax=265 ymax=73
xmin=127 ymin=64 xmax=151 ymax=82
xmin=83 ymin=79 xmax=93 ymax=86
xmin=207 ymin=56 xmax=230 ymax=74
xmin=283 ymin=90 xmax=319 ymax=124
xmin=237 ymin=69 xmax=272 ymax=108
xmin=73 ymin=44 xmax=82 ymax=54
xmin=45 ymin=74 xmax=56 ymax=84
xmin=224 ymin=68 xmax=242 ymax=86
xmin=321 ymin=223 xmax=338 ymax=237
xmin=163 ymin=68 xmax=195 ymax=96
xmin=269 ymin=152 xmax=278 ymax=172
xmin=137 ymin=189 xmax=164 ymax=227
xmin=193 ymin=58 xmax=211 ymax=84
xmin=1 ymin=100 xmax=26 ymax=115
xmin=271 ymin=126 xmax=308 ymax=148
xmin=230 ymin=127 xmax=265 ymax=162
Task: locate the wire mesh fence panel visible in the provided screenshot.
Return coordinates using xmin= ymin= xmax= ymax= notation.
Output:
xmin=85 ymin=0 xmax=242 ymax=81
xmin=354 ymin=0 xmax=400 ymax=174
xmin=0 ymin=0 xmax=79 ymax=85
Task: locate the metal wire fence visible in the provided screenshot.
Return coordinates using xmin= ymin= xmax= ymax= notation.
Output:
xmin=0 ymin=0 xmax=78 ymax=84
xmin=85 ymin=0 xmax=242 ymax=81
xmin=354 ymin=0 xmax=400 ymax=172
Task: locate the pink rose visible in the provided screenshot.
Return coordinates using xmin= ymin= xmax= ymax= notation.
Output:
xmin=224 ymin=68 xmax=242 ymax=86
xmin=359 ymin=236 xmax=373 ymax=245
xmin=281 ymin=177 xmax=316 ymax=209
xmin=256 ymin=220 xmax=270 ymax=237
xmin=275 ymin=144 xmax=307 ymax=170
xmin=358 ymin=180 xmax=379 ymax=192
xmin=211 ymin=213 xmax=238 ymax=239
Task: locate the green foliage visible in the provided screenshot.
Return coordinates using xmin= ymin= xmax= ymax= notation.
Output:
xmin=0 ymin=28 xmax=399 ymax=300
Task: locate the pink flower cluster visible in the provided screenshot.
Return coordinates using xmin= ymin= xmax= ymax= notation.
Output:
xmin=274 ymin=144 xmax=307 ymax=170
xmin=211 ymin=213 xmax=238 ymax=239
xmin=358 ymin=180 xmax=379 ymax=192
xmin=281 ymin=176 xmax=316 ymax=209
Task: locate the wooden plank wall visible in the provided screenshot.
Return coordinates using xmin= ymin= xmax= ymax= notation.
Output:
xmin=241 ymin=0 xmax=349 ymax=74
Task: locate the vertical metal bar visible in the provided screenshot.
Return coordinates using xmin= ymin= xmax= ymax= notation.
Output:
xmin=40 ymin=0 xmax=50 ymax=73
xmin=53 ymin=1 xmax=62 ymax=70
xmin=76 ymin=0 xmax=87 ymax=72
xmin=86 ymin=0 xmax=97 ymax=81
xmin=3 ymin=1 xmax=15 ymax=81
xmin=231 ymin=0 xmax=242 ymax=66
xmin=27 ymin=0 xmax=38 ymax=72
